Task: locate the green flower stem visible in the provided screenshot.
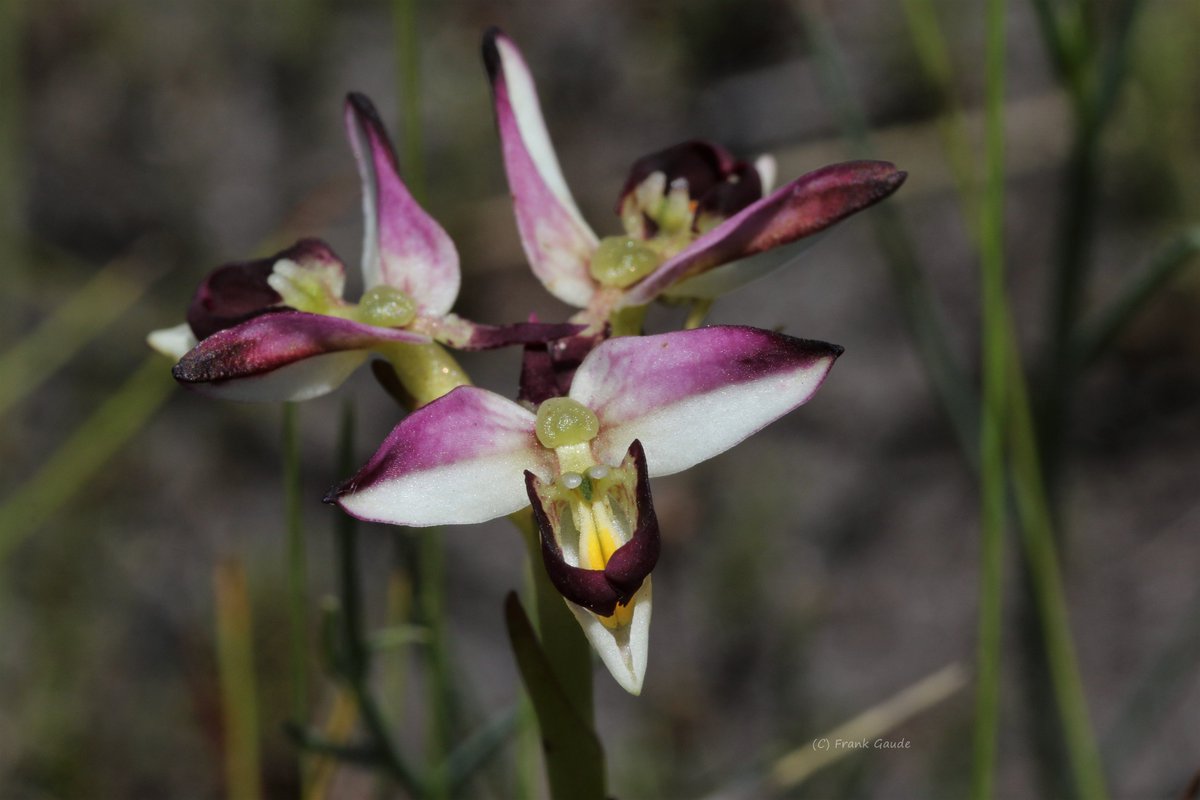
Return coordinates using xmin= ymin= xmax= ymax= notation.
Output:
xmin=379 ymin=341 xmax=472 ymax=411
xmin=502 ymin=587 xmax=605 ymax=800
xmin=213 ymin=559 xmax=264 ymax=800
xmin=509 ymin=510 xmax=604 ymax=800
xmin=333 ymin=402 xmax=426 ymax=796
xmin=419 ymin=528 xmax=453 ymax=800
xmin=970 ymin=0 xmax=1008 ymax=793
xmin=377 ymin=340 xmax=469 ymax=795
xmin=508 ymin=508 xmax=595 ymax=726
xmin=282 ymin=403 xmax=311 ymax=790
xmin=1003 ymin=331 xmax=1108 ymax=800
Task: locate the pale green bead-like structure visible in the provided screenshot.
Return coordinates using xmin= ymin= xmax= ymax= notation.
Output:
xmin=357 ymin=285 xmax=418 ymax=328
xmin=535 ymin=397 xmax=601 ymax=449
xmin=588 ymin=236 xmax=662 ymax=289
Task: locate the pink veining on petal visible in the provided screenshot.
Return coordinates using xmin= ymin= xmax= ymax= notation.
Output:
xmin=344 ymin=93 xmax=461 ymax=315
xmin=622 ymin=161 xmax=907 ymax=305
xmin=569 ymin=326 xmax=843 ymax=475
xmin=330 ymin=386 xmax=553 ymax=527
xmin=483 ymin=28 xmax=598 ymax=308
xmin=173 ymin=309 xmax=427 ymax=388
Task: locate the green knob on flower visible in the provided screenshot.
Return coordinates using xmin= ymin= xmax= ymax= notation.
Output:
xmin=588 ymin=236 xmax=662 ymax=289
xmin=357 ymin=285 xmax=417 ymax=328
xmin=536 ymin=397 xmax=600 ymax=449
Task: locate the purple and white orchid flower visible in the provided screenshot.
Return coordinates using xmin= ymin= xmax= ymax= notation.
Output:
xmin=328 ymin=325 xmax=842 ymax=693
xmin=482 ymin=28 xmax=907 ymax=328
xmin=148 ymin=92 xmax=577 ymax=403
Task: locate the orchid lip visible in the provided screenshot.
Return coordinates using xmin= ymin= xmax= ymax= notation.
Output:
xmin=526 ymin=440 xmax=660 ymax=617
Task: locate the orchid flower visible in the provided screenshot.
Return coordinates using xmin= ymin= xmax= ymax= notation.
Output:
xmin=328 ymin=325 xmax=842 ymax=693
xmin=148 ymin=92 xmax=577 ymax=403
xmin=483 ymin=28 xmax=907 ymax=329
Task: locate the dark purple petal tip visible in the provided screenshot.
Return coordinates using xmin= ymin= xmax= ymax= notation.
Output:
xmin=186 ymin=238 xmax=343 ymax=341
xmin=172 ymin=310 xmax=424 ymax=386
xmin=527 ymin=470 xmax=621 ymax=616
xmin=601 ymin=440 xmax=660 ymax=600
xmin=481 ymin=26 xmax=504 ymax=80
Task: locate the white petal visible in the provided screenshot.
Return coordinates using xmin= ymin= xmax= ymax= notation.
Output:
xmin=333 ymin=386 xmax=554 ymax=526
xmin=567 ymin=578 xmax=652 ymax=696
xmin=147 ymin=323 xmax=198 ymax=360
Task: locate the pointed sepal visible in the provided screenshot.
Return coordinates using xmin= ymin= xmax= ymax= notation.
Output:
xmin=623 ymin=160 xmax=907 ymax=304
xmin=345 ymin=92 xmax=461 ymax=314
xmin=483 ymin=28 xmax=598 ymax=308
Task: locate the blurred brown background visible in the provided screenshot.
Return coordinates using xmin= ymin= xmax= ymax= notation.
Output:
xmin=2 ymin=0 xmax=1198 ymax=797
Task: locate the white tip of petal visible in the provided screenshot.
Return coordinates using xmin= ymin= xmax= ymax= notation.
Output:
xmin=754 ymin=154 xmax=778 ymax=194
xmin=568 ymin=579 xmax=652 ymax=695
xmin=147 ymin=323 xmax=198 ymax=361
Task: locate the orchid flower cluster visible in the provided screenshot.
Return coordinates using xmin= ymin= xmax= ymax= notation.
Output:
xmin=151 ymin=29 xmax=905 ymax=695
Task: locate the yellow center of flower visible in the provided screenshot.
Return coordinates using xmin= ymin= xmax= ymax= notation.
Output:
xmin=554 ymin=466 xmax=636 ymax=629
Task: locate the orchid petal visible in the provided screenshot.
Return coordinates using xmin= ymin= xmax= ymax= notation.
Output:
xmin=345 ymin=93 xmax=461 ymax=314
xmin=330 ymin=386 xmax=554 ymax=526
xmin=754 ymin=154 xmax=777 ymax=194
xmin=173 ymin=310 xmax=427 ymax=402
xmin=147 ymin=323 xmax=198 ymax=361
xmin=186 ymin=239 xmax=346 ymax=339
xmin=483 ymin=28 xmax=598 ymax=307
xmin=660 ymin=232 xmax=825 ymax=300
xmin=569 ymin=326 xmax=842 ymax=475
xmin=567 ymin=579 xmax=651 ymax=696
xmin=622 ymin=161 xmax=907 ymax=305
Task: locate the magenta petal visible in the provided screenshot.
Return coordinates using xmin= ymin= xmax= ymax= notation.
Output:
xmin=330 ymin=386 xmax=553 ymax=526
xmin=173 ymin=310 xmax=427 ymax=401
xmin=569 ymin=326 xmax=843 ymax=475
xmin=623 ymin=161 xmax=907 ymax=305
xmin=482 ymin=29 xmax=598 ymax=308
xmin=344 ymin=93 xmax=461 ymax=315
